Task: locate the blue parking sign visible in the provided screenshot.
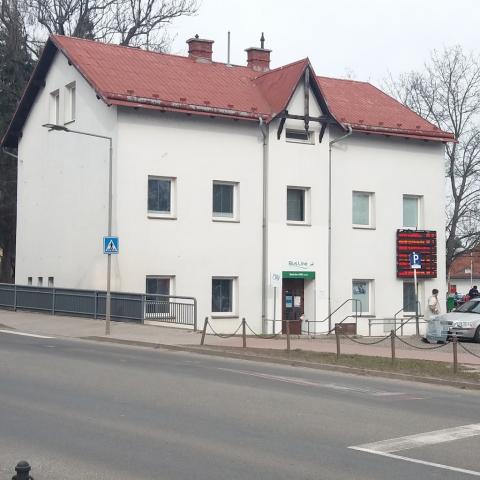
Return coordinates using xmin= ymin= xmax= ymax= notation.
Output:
xmin=409 ymin=251 xmax=421 ymax=269
xmin=103 ymin=236 xmax=119 ymax=254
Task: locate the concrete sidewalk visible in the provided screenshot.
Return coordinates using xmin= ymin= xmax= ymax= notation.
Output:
xmin=1 ymin=309 xmax=480 ymax=366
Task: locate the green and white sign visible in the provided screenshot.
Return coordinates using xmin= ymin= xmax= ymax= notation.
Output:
xmin=282 ymin=271 xmax=315 ymax=279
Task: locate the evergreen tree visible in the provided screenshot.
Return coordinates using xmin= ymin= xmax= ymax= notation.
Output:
xmin=0 ymin=0 xmax=33 ymax=282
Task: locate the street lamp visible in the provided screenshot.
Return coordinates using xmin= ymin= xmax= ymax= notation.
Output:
xmin=42 ymin=123 xmax=113 ymax=335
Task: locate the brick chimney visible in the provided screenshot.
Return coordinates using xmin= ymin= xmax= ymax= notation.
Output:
xmin=245 ymin=47 xmax=271 ymax=71
xmin=187 ymin=35 xmax=214 ymax=62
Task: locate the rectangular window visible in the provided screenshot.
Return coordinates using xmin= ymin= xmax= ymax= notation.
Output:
xmin=212 ymin=277 xmax=234 ymax=313
xmin=352 ymin=279 xmax=373 ymax=314
xmin=403 ymin=281 xmax=416 ymax=313
xmin=27 ymin=277 xmax=32 ymax=286
xmin=352 ymin=191 xmax=374 ymax=227
xmin=285 ymin=129 xmax=314 ymax=144
xmin=37 ymin=277 xmax=43 ymax=287
xmin=146 ymin=276 xmax=172 ymax=316
xmin=146 ymin=276 xmax=171 ymax=298
xmin=287 ymin=187 xmax=308 ymax=223
xmin=148 ymin=176 xmax=175 ymax=217
xmin=50 ymin=90 xmax=59 ymax=124
xmin=65 ymin=82 xmax=76 ymax=123
xmin=213 ymin=181 xmax=237 ymax=220
xmin=48 ymin=277 xmax=54 ymax=287
xmin=403 ymin=195 xmax=420 ymax=228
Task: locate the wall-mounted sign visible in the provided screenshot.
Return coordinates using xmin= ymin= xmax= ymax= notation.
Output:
xmin=397 ymin=230 xmax=437 ymax=278
xmin=282 ymin=271 xmax=315 ymax=279
xmin=270 ymin=272 xmax=281 ymax=287
xmin=288 ymin=260 xmax=314 ymax=270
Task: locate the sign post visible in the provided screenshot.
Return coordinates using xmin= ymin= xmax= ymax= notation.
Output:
xmin=409 ymin=252 xmax=422 ymax=336
xmin=103 ymin=236 xmax=119 ymax=335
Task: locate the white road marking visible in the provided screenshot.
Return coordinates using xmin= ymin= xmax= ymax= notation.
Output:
xmin=351 ymin=423 xmax=480 ymax=453
xmin=350 ymin=423 xmax=480 ymax=477
xmin=217 ymin=367 xmax=420 ymax=398
xmin=352 ymin=449 xmax=480 ymax=477
xmin=0 ymin=329 xmax=54 ymax=339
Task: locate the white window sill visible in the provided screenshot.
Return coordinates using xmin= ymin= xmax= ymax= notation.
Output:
xmin=286 ymin=221 xmax=311 ymax=226
xmin=148 ymin=213 xmax=177 ymax=220
xmin=211 ymin=314 xmax=238 ymax=319
xmin=352 ymin=225 xmax=375 ymax=230
xmin=286 ymin=140 xmax=315 ymax=145
xmin=212 ymin=217 xmax=239 ymax=223
xmin=402 ymin=226 xmax=420 ymax=230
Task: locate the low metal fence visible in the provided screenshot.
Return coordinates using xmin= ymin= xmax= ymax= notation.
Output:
xmin=0 ymin=283 xmax=197 ymax=330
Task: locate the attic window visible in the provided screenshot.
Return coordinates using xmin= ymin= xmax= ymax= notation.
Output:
xmin=285 ymin=128 xmax=314 ymax=144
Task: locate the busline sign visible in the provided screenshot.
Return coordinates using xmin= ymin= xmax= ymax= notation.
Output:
xmin=396 ymin=230 xmax=437 ymax=278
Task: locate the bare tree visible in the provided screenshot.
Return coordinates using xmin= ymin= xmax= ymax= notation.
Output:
xmin=386 ymin=46 xmax=480 ymax=272
xmin=24 ymin=0 xmax=198 ymax=52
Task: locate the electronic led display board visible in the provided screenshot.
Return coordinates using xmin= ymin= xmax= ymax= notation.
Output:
xmin=396 ymin=230 xmax=437 ymax=278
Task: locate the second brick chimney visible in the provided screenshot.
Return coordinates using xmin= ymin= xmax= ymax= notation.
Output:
xmin=245 ymin=33 xmax=271 ymax=72
xmin=187 ymin=35 xmax=214 ymax=62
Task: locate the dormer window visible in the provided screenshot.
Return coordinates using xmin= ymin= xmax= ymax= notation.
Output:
xmin=285 ymin=128 xmax=314 ymax=144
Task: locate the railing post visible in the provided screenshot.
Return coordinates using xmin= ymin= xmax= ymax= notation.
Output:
xmin=390 ymin=330 xmax=396 ymax=365
xmin=415 ymin=301 xmax=420 ymax=336
xmin=335 ymin=324 xmax=341 ymax=359
xmin=94 ymin=291 xmax=98 ymax=319
xmin=13 ymin=284 xmax=17 ymax=311
xmin=368 ymin=319 xmax=371 ymax=337
xmin=200 ymin=317 xmax=208 ymax=346
xmin=286 ymin=320 xmax=291 ymax=352
xmin=52 ymin=287 xmax=56 ymax=315
xmin=242 ymin=318 xmax=246 ymax=348
xmin=193 ymin=298 xmax=198 ymax=332
xmin=12 ymin=460 xmax=31 ymax=480
xmin=453 ymin=334 xmax=458 ymax=374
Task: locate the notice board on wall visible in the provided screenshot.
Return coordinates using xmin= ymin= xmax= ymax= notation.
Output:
xmin=396 ymin=230 xmax=437 ymax=278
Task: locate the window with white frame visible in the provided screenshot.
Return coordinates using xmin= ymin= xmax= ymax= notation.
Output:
xmin=403 ymin=281 xmax=416 ymax=313
xmin=285 ymin=128 xmax=314 ymax=144
xmin=49 ymin=90 xmax=59 ymax=124
xmin=65 ymin=82 xmax=76 ymax=123
xmin=352 ymin=279 xmax=373 ymax=314
xmin=212 ymin=277 xmax=236 ymax=314
xmin=352 ymin=191 xmax=374 ymax=228
xmin=213 ymin=181 xmax=238 ymax=220
xmin=148 ymin=176 xmax=176 ymax=217
xmin=287 ymin=187 xmax=310 ymax=223
xmin=146 ymin=276 xmax=173 ymax=316
xmin=403 ymin=195 xmax=421 ymax=229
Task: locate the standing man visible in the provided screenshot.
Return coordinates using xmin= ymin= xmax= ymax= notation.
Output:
xmin=423 ymin=288 xmax=443 ymax=343
xmin=426 ymin=288 xmax=440 ymax=319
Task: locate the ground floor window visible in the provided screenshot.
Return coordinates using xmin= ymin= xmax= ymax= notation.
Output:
xmin=145 ymin=276 xmax=173 ymax=317
xmin=146 ymin=276 xmax=171 ymax=298
xmin=403 ymin=281 xmax=416 ymax=313
xmin=27 ymin=277 xmax=32 ymax=285
xmin=212 ymin=277 xmax=235 ymax=313
xmin=352 ymin=279 xmax=373 ymax=314
xmin=37 ymin=277 xmax=43 ymax=287
xmin=48 ymin=277 xmax=54 ymax=287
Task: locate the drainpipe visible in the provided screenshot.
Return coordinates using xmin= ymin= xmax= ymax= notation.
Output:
xmin=328 ymin=125 xmax=353 ymax=333
xmin=259 ymin=117 xmax=269 ymax=334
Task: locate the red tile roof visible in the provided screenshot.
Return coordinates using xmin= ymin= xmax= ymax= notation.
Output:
xmin=2 ymin=35 xmax=455 ymax=147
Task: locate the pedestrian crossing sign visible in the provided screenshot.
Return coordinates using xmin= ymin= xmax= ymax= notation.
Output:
xmin=103 ymin=236 xmax=119 ymax=254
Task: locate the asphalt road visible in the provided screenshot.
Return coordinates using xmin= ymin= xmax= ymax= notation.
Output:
xmin=1 ymin=331 xmax=480 ymax=480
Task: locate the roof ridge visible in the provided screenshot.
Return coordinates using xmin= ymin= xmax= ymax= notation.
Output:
xmin=51 ymin=34 xmax=255 ymax=71
xmin=317 ymin=74 xmax=370 ymax=85
xmin=254 ymin=57 xmax=309 ymax=79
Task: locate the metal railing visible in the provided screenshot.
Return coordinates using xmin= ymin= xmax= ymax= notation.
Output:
xmin=0 ymin=283 xmax=197 ymax=330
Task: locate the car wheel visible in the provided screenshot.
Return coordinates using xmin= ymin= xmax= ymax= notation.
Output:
xmin=474 ymin=327 xmax=480 ymax=343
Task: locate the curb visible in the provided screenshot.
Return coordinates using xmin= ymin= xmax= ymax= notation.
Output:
xmin=81 ymin=336 xmax=480 ymax=391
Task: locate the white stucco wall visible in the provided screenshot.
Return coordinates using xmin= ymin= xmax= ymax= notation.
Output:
xmin=16 ymin=51 xmax=117 ymax=288
xmin=115 ymin=109 xmax=263 ymax=331
xmin=329 ymin=131 xmax=446 ymax=335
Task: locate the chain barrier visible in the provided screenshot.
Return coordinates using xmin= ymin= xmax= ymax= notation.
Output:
xmin=340 ymin=332 xmax=390 ymax=345
xmin=395 ymin=335 xmax=450 ymax=350
xmin=458 ymin=342 xmax=480 ymax=360
xmin=206 ymin=319 xmax=243 ymax=339
xmin=245 ymin=321 xmax=282 ymax=339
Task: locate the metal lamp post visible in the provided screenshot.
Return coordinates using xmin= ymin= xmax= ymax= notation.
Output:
xmin=43 ymin=124 xmax=113 ymax=335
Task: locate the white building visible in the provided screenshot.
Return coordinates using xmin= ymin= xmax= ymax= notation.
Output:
xmin=2 ymin=34 xmax=454 ymax=335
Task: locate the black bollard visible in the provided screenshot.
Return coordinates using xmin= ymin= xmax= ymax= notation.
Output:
xmin=12 ymin=460 xmax=32 ymax=480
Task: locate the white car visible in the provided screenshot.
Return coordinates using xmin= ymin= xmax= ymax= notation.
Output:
xmin=442 ymin=297 xmax=480 ymax=342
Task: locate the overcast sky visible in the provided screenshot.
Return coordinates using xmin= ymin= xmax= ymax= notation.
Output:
xmin=171 ymin=0 xmax=479 ymax=86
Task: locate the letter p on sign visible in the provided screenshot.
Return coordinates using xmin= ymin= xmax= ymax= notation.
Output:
xmin=409 ymin=252 xmax=422 ymax=269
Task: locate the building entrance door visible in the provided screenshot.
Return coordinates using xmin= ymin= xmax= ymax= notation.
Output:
xmin=282 ymin=278 xmax=304 ymax=334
